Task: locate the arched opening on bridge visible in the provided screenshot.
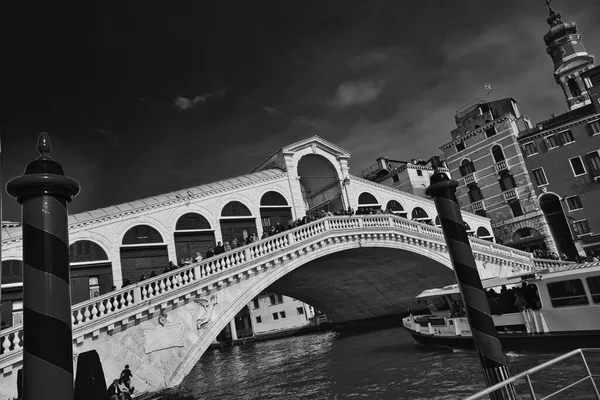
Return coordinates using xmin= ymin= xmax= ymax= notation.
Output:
xmin=411 ymin=207 xmax=431 ymax=224
xmin=297 ymin=154 xmax=344 ymax=215
xmin=268 ymin=247 xmax=457 ymax=323
xmin=464 ymin=222 xmax=474 ymax=236
xmin=174 ymin=213 xmax=216 ymax=263
xmin=511 ymin=227 xmax=547 ymax=253
xmin=539 ymin=193 xmax=577 ymax=257
xmin=0 ymin=260 xmax=23 ymax=328
xmin=260 ymin=191 xmax=293 ymax=231
xmin=476 ymin=227 xmax=493 ymax=242
xmin=70 ymin=240 xmax=113 ymax=305
xmin=220 ymin=201 xmax=258 ymax=245
xmin=120 ymin=225 xmax=169 ymax=285
xmin=357 ymin=192 xmax=381 ymax=214
xmin=216 ymin=305 xmax=255 ymax=343
xmin=386 ymin=200 xmax=407 ymax=217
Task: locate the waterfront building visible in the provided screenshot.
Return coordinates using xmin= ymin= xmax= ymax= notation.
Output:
xmin=250 ymin=293 xmax=314 ymax=337
xmin=0 ymin=136 xmax=494 ymax=328
xmin=439 ymin=99 xmax=558 ymax=254
xmin=516 ymin=5 xmax=600 ymax=257
xmin=215 ymin=293 xmax=315 ymax=343
xmin=362 ymin=158 xmax=444 ymax=203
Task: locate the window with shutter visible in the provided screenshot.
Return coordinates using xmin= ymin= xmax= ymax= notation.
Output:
xmin=523 ymin=142 xmax=538 ymax=156
xmin=532 ymin=168 xmax=548 ymax=186
xmin=565 ymin=195 xmax=583 ymax=211
xmin=559 ymin=130 xmax=574 ymax=144
xmin=545 ymin=135 xmax=559 ymax=149
xmin=587 ymin=151 xmax=600 ymax=178
xmin=589 ymin=120 xmax=600 ymax=135
xmin=573 ymin=220 xmax=591 ymax=236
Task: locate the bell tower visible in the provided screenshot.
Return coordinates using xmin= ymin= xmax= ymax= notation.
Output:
xmin=543 ymin=0 xmax=595 ymax=110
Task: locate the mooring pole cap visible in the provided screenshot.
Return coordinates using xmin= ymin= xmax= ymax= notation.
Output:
xmin=7 ymin=132 xmax=80 ymax=204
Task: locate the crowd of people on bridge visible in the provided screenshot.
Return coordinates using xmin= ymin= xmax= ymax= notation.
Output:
xmin=532 ymin=248 xmax=599 ymax=263
xmin=144 ymin=206 xmax=467 ymax=277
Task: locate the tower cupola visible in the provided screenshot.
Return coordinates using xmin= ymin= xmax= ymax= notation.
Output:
xmin=543 ymin=0 xmax=595 ymax=110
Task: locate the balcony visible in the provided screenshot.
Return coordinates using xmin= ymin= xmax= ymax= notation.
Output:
xmin=494 ymin=160 xmax=508 ymax=173
xmin=471 ymin=200 xmax=485 ymax=212
xmin=503 ymin=188 xmax=519 ymax=202
xmin=464 ymin=173 xmax=477 ymax=185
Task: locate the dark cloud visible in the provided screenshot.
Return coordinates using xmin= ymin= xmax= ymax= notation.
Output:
xmin=3 ymin=0 xmax=600 ymax=221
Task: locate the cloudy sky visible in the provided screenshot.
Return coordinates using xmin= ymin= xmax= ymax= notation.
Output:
xmin=3 ymin=0 xmax=600 ymax=221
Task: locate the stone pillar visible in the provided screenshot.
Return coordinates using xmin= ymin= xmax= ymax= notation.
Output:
xmin=426 ymin=156 xmax=517 ymax=400
xmin=284 ymin=154 xmax=305 ymax=218
xmin=229 ymin=319 xmax=238 ymax=341
xmin=7 ymin=133 xmax=80 ymax=400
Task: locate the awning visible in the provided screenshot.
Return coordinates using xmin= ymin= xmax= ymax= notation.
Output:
xmin=508 ymin=234 xmax=546 ymax=247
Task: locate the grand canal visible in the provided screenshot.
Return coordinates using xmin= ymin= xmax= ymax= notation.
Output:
xmin=180 ymin=327 xmax=600 ymax=399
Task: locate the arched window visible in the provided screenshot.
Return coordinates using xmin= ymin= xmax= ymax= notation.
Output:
xmin=260 ymin=191 xmax=289 ymax=206
xmin=568 ymin=78 xmax=581 ymax=97
xmin=122 ymin=225 xmax=164 ymax=245
xmin=513 ymin=227 xmax=540 ymax=241
xmin=70 ymin=240 xmax=108 ymax=263
xmin=459 ymin=159 xmax=475 ymax=176
xmin=386 ymin=200 xmax=404 ymax=213
xmin=491 ymin=145 xmax=505 ymax=163
xmin=477 ymin=227 xmax=492 ymax=238
xmin=221 ymin=201 xmax=252 ymax=217
xmin=176 ymin=213 xmax=211 ymax=230
xmin=468 ymin=185 xmax=483 ymax=202
xmin=498 ymin=171 xmax=516 ymax=191
xmin=1 ymin=260 xmax=23 ymax=284
xmin=412 ymin=207 xmax=428 ymax=220
xmin=358 ymin=192 xmax=379 ymax=205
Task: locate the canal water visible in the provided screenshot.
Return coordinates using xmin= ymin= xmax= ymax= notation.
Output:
xmin=180 ymin=327 xmax=600 ymax=399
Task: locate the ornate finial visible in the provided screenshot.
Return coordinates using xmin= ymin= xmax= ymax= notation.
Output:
xmin=37 ymin=132 xmax=52 ymax=160
xmin=544 ymin=0 xmax=553 ymax=13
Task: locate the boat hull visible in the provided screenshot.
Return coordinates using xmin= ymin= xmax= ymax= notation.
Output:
xmin=404 ymin=326 xmax=600 ymax=352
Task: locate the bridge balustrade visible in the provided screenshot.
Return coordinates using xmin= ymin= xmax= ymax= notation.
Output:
xmin=0 ymin=214 xmax=540 ymax=371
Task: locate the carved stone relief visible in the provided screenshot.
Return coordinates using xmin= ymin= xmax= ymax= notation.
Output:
xmin=195 ymin=294 xmax=218 ymax=329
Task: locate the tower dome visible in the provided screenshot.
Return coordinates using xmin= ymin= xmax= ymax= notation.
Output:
xmin=542 ymin=0 xmax=595 ymax=110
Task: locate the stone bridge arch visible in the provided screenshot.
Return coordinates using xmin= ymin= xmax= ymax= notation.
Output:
xmin=171 ymin=240 xmax=455 ymax=383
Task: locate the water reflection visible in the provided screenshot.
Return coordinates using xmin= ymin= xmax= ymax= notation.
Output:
xmin=181 ymin=328 xmax=600 ymax=399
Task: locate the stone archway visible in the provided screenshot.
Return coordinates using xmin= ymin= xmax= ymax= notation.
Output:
xmin=539 ymin=193 xmax=577 ymax=257
xmin=297 ymin=154 xmax=344 ymax=214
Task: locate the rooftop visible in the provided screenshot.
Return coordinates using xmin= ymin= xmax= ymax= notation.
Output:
xmin=519 ymin=104 xmax=596 ymax=139
xmin=2 ymin=169 xmax=286 ymax=241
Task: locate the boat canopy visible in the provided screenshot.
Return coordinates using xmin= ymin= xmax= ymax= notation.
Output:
xmin=416 ymin=272 xmax=540 ymax=299
xmin=416 ymin=262 xmax=600 ymax=299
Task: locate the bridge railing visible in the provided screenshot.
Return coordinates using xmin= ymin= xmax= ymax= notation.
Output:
xmin=532 ymin=258 xmax=575 ymax=270
xmin=0 ymin=214 xmax=534 ymax=364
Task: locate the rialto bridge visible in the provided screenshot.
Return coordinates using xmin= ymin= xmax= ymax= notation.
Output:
xmin=0 ymin=136 xmax=569 ymax=398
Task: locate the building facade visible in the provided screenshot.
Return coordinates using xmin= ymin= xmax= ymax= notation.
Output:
xmin=1 ymin=136 xmax=494 ymax=328
xmin=250 ymin=293 xmax=315 ymax=336
xmin=439 ymin=98 xmax=558 ymax=253
xmin=516 ymin=4 xmax=600 ymax=257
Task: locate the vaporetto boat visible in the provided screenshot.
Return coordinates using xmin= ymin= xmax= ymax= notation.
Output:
xmin=402 ymin=262 xmax=600 ymax=351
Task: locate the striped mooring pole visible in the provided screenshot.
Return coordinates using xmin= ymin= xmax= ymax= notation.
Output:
xmin=425 ymin=156 xmax=517 ymax=400
xmin=7 ymin=133 xmax=80 ymax=400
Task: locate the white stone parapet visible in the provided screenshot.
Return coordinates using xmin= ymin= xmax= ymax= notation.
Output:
xmin=0 ymin=214 xmax=538 ymax=395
